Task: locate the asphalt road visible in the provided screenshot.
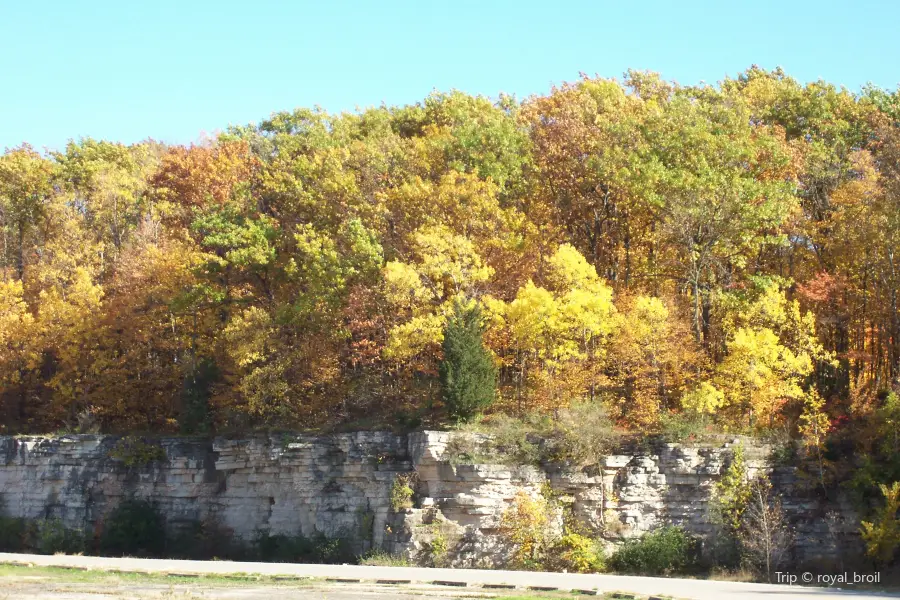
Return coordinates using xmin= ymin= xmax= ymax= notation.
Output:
xmin=1 ymin=552 xmax=897 ymax=600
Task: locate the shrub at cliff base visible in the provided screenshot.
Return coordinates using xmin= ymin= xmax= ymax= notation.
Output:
xmin=499 ymin=490 xmax=551 ymax=570
xmin=34 ymin=518 xmax=85 ymax=555
xmin=167 ymin=519 xmax=240 ymax=560
xmin=98 ymin=498 xmax=167 ymax=557
xmin=609 ymin=526 xmax=700 ymax=575
xmin=0 ymin=514 xmax=84 ymax=555
xmin=861 ymin=481 xmax=900 ymax=565
xmin=499 ymin=489 xmax=607 ymax=573
xmin=254 ymin=531 xmax=356 ymax=564
xmin=549 ymin=531 xmax=606 ymax=573
xmin=0 ymin=515 xmax=28 ymax=552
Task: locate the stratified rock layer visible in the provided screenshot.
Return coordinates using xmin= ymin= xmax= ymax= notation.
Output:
xmin=0 ymin=433 xmax=859 ymax=566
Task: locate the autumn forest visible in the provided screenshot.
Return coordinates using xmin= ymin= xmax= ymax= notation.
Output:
xmin=1 ymin=67 xmax=899 ymax=467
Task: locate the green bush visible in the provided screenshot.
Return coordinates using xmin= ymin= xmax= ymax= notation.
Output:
xmin=108 ymin=436 xmax=167 ymax=468
xmin=167 ymin=519 xmax=238 ymax=560
xmin=0 ymin=504 xmax=85 ymax=555
xmin=390 ymin=474 xmax=415 ymax=511
xmin=860 ymin=481 xmax=900 ymax=565
xmin=99 ymin=498 xmax=167 ymax=557
xmin=315 ymin=533 xmax=356 ymax=564
xmin=659 ymin=411 xmax=709 ymax=443
xmin=609 ymin=526 xmax=700 ymax=575
xmin=711 ymin=444 xmax=752 ymax=535
xmin=253 ymin=532 xmax=305 ymax=562
xmin=392 ymin=410 xmax=423 ymax=432
xmin=544 ymin=402 xmax=621 ymax=465
xmin=34 ymin=518 xmax=85 ymax=555
xmin=499 ymin=490 xmax=552 ymax=570
xmin=0 ymin=516 xmax=28 ymax=552
xmin=254 ymin=531 xmax=355 ymax=564
xmin=451 ymin=402 xmax=620 ymax=467
xmin=427 ymin=532 xmax=449 ymax=567
xmin=489 ymin=413 xmax=543 ymax=465
xmin=701 ymin=524 xmax=742 ymax=570
xmin=444 ymin=431 xmax=497 ymax=465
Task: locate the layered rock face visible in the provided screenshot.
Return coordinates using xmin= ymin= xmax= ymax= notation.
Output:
xmin=0 ymin=433 xmax=859 ymax=566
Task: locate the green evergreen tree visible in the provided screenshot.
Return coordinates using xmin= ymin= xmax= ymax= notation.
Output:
xmin=179 ymin=358 xmax=219 ymax=434
xmin=440 ymin=299 xmax=497 ymax=422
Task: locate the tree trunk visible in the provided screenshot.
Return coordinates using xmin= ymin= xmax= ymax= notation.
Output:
xmin=692 ymin=275 xmax=702 ymax=344
xmin=16 ymin=222 xmax=25 ymax=279
xmin=890 ymin=252 xmax=900 ymax=381
xmin=623 ymin=211 xmax=631 ymax=288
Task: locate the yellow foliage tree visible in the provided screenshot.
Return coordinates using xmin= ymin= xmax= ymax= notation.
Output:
xmin=681 ymin=381 xmax=726 ymax=416
xmin=35 ymin=268 xmax=105 ymax=425
xmin=708 ymin=280 xmax=834 ymax=428
xmin=860 ymin=482 xmax=900 ymax=564
xmin=0 ymin=279 xmax=39 ymax=427
xmin=499 ymin=490 xmax=551 ymax=570
xmin=382 ymin=225 xmax=493 ymax=364
xmin=608 ymin=295 xmax=701 ymax=427
xmin=717 ymin=327 xmax=811 ymax=428
xmin=494 ymin=244 xmax=617 ymax=410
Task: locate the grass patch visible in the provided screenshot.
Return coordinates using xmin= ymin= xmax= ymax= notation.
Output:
xmin=447 ymin=402 xmax=621 ymax=467
xmin=358 ymin=549 xmax=412 ymax=566
xmin=0 ymin=563 xmax=317 ymax=587
xmin=0 ymin=564 xmax=659 ymax=600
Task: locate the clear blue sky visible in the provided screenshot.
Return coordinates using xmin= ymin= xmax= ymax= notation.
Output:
xmin=2 ymin=0 xmax=898 ymax=152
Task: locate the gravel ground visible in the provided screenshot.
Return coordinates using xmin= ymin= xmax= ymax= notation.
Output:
xmin=2 ymin=575 xmax=514 ymax=600
xmin=0 ymin=566 xmax=555 ymax=600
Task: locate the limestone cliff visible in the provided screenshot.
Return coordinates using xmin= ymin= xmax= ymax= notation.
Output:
xmin=0 ymin=432 xmax=860 ymax=567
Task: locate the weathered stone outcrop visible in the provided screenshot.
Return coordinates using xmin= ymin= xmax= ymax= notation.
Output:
xmin=0 ymin=432 xmax=860 ymax=567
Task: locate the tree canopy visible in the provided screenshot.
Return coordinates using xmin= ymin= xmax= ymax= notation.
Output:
xmin=1 ymin=67 xmax=899 ymax=441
